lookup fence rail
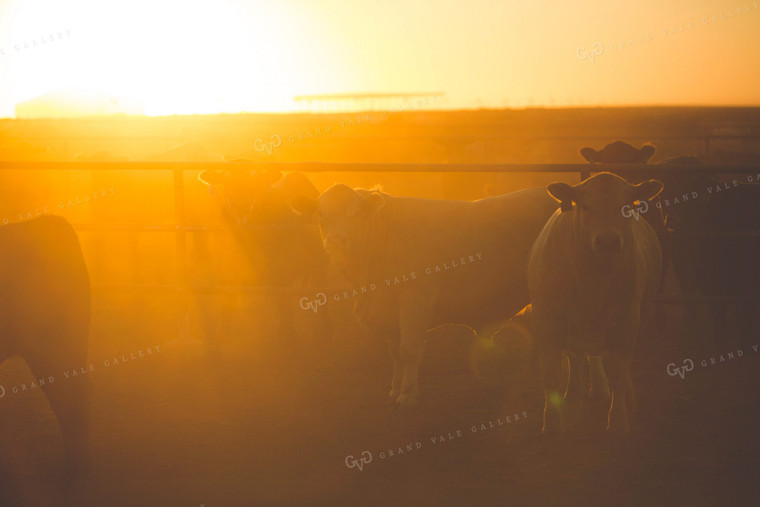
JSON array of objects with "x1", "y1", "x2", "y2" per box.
[
  {"x1": 8, "y1": 133, "x2": 760, "y2": 141},
  {"x1": 2, "y1": 160, "x2": 759, "y2": 172},
  {"x1": 4, "y1": 130, "x2": 760, "y2": 160}
]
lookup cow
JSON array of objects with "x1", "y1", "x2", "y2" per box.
[
  {"x1": 709, "y1": 149, "x2": 760, "y2": 165},
  {"x1": 580, "y1": 141, "x2": 655, "y2": 165},
  {"x1": 293, "y1": 184, "x2": 559, "y2": 406},
  {"x1": 527, "y1": 172, "x2": 663, "y2": 435},
  {"x1": 656, "y1": 156, "x2": 760, "y2": 345},
  {"x1": 578, "y1": 140, "x2": 662, "y2": 231},
  {"x1": 654, "y1": 156, "x2": 714, "y2": 337},
  {"x1": 579, "y1": 141, "x2": 663, "y2": 236},
  {"x1": 0, "y1": 216, "x2": 91, "y2": 477},
  {"x1": 655, "y1": 155, "x2": 713, "y2": 229},
  {"x1": 577, "y1": 142, "x2": 665, "y2": 393},
  {"x1": 197, "y1": 167, "x2": 331, "y2": 350}
]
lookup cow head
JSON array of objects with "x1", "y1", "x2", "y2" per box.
[
  {"x1": 293, "y1": 184, "x2": 384, "y2": 266},
  {"x1": 547, "y1": 172, "x2": 663, "y2": 263},
  {"x1": 580, "y1": 141, "x2": 656, "y2": 164},
  {"x1": 198, "y1": 168, "x2": 283, "y2": 224}
]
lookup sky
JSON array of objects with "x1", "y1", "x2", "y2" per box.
[{"x1": 0, "y1": 0, "x2": 759, "y2": 117}]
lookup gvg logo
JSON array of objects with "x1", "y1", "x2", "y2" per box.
[
  {"x1": 666, "y1": 359, "x2": 695, "y2": 379},
  {"x1": 345, "y1": 451, "x2": 372, "y2": 472},
  {"x1": 254, "y1": 135, "x2": 282, "y2": 155},
  {"x1": 299, "y1": 293, "x2": 327, "y2": 313},
  {"x1": 576, "y1": 43, "x2": 604, "y2": 63},
  {"x1": 621, "y1": 200, "x2": 649, "y2": 221}
]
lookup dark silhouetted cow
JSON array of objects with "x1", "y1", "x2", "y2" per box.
[
  {"x1": 580, "y1": 141, "x2": 655, "y2": 165},
  {"x1": 657, "y1": 155, "x2": 760, "y2": 345},
  {"x1": 0, "y1": 216, "x2": 91, "y2": 477},
  {"x1": 198, "y1": 167, "x2": 331, "y2": 350}
]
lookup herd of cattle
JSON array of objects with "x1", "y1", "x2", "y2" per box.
[{"x1": 1, "y1": 141, "x2": 759, "y2": 477}]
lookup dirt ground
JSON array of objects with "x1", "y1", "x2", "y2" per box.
[{"x1": 1, "y1": 273, "x2": 759, "y2": 506}]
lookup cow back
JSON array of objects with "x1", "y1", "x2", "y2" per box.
[
  {"x1": 350, "y1": 187, "x2": 559, "y2": 333},
  {"x1": 0, "y1": 216, "x2": 91, "y2": 364}
]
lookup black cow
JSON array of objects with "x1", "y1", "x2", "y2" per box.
[
  {"x1": 0, "y1": 216, "x2": 91, "y2": 477},
  {"x1": 656, "y1": 156, "x2": 760, "y2": 345},
  {"x1": 198, "y1": 167, "x2": 331, "y2": 350},
  {"x1": 580, "y1": 141, "x2": 655, "y2": 165}
]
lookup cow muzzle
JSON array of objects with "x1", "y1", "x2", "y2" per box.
[
  {"x1": 593, "y1": 232, "x2": 622, "y2": 255},
  {"x1": 323, "y1": 234, "x2": 349, "y2": 254}
]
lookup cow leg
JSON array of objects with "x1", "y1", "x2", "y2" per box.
[
  {"x1": 681, "y1": 292, "x2": 698, "y2": 343},
  {"x1": 539, "y1": 343, "x2": 565, "y2": 435},
  {"x1": 654, "y1": 233, "x2": 670, "y2": 327},
  {"x1": 396, "y1": 334, "x2": 426, "y2": 406},
  {"x1": 565, "y1": 353, "x2": 586, "y2": 401},
  {"x1": 606, "y1": 351, "x2": 634, "y2": 435},
  {"x1": 316, "y1": 305, "x2": 333, "y2": 343},
  {"x1": 279, "y1": 294, "x2": 296, "y2": 343},
  {"x1": 198, "y1": 294, "x2": 227, "y2": 357},
  {"x1": 395, "y1": 303, "x2": 431, "y2": 407},
  {"x1": 735, "y1": 301, "x2": 756, "y2": 348},
  {"x1": 311, "y1": 260, "x2": 334, "y2": 343},
  {"x1": 388, "y1": 338, "x2": 403, "y2": 400},
  {"x1": 25, "y1": 355, "x2": 91, "y2": 478},
  {"x1": 708, "y1": 300, "x2": 727, "y2": 345},
  {"x1": 564, "y1": 352, "x2": 585, "y2": 425},
  {"x1": 657, "y1": 241, "x2": 670, "y2": 296},
  {"x1": 218, "y1": 295, "x2": 235, "y2": 354},
  {"x1": 588, "y1": 354, "x2": 610, "y2": 401}
]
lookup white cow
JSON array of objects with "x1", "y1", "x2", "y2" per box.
[
  {"x1": 528, "y1": 172, "x2": 663, "y2": 435},
  {"x1": 295, "y1": 185, "x2": 559, "y2": 406}
]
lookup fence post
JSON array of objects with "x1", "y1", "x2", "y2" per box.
[{"x1": 173, "y1": 164, "x2": 189, "y2": 340}]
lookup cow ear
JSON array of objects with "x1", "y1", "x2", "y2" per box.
[
  {"x1": 580, "y1": 147, "x2": 597, "y2": 163},
  {"x1": 363, "y1": 192, "x2": 385, "y2": 214},
  {"x1": 632, "y1": 179, "x2": 663, "y2": 201},
  {"x1": 291, "y1": 195, "x2": 318, "y2": 216},
  {"x1": 262, "y1": 170, "x2": 283, "y2": 185},
  {"x1": 639, "y1": 145, "x2": 656, "y2": 163},
  {"x1": 277, "y1": 172, "x2": 320, "y2": 201},
  {"x1": 547, "y1": 182, "x2": 577, "y2": 211},
  {"x1": 198, "y1": 170, "x2": 225, "y2": 186}
]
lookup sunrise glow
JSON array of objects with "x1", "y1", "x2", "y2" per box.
[{"x1": 1, "y1": 0, "x2": 759, "y2": 117}]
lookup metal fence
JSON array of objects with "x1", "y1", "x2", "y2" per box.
[
  {"x1": 1, "y1": 159, "x2": 759, "y2": 338},
  {"x1": 8, "y1": 133, "x2": 760, "y2": 160}
]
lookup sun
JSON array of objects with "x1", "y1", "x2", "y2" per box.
[
  {"x1": 81, "y1": 0, "x2": 314, "y2": 115},
  {"x1": 6, "y1": 0, "x2": 348, "y2": 116}
]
